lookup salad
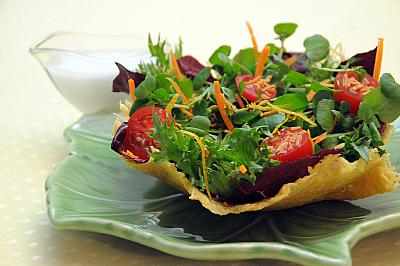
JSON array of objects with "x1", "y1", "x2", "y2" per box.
[{"x1": 111, "y1": 22, "x2": 400, "y2": 215}]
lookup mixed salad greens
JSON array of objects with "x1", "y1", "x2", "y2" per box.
[{"x1": 111, "y1": 22, "x2": 400, "y2": 201}]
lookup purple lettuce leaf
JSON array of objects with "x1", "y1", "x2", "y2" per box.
[
  {"x1": 226, "y1": 149, "x2": 342, "y2": 204},
  {"x1": 282, "y1": 52, "x2": 309, "y2": 73},
  {"x1": 112, "y1": 63, "x2": 146, "y2": 93},
  {"x1": 177, "y1": 55, "x2": 214, "y2": 81},
  {"x1": 342, "y1": 47, "x2": 377, "y2": 75}
]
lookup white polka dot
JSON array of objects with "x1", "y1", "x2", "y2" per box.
[
  {"x1": 20, "y1": 218, "x2": 30, "y2": 224},
  {"x1": 17, "y1": 207, "x2": 27, "y2": 212},
  {"x1": 10, "y1": 252, "x2": 21, "y2": 257},
  {"x1": 89, "y1": 252, "x2": 98, "y2": 258},
  {"x1": 28, "y1": 188, "x2": 38, "y2": 194},
  {"x1": 36, "y1": 210, "x2": 45, "y2": 214},
  {"x1": 8, "y1": 239, "x2": 18, "y2": 244},
  {"x1": 32, "y1": 255, "x2": 42, "y2": 261},
  {"x1": 2, "y1": 215, "x2": 10, "y2": 220},
  {"x1": 10, "y1": 185, "x2": 19, "y2": 190},
  {"x1": 33, "y1": 199, "x2": 41, "y2": 204},
  {"x1": 25, "y1": 177, "x2": 33, "y2": 182},
  {"x1": 5, "y1": 227, "x2": 14, "y2": 232},
  {"x1": 110, "y1": 255, "x2": 120, "y2": 261},
  {"x1": 0, "y1": 204, "x2": 7, "y2": 208},
  {"x1": 28, "y1": 242, "x2": 38, "y2": 248},
  {"x1": 39, "y1": 220, "x2": 49, "y2": 226},
  {"x1": 24, "y1": 230, "x2": 35, "y2": 235},
  {"x1": 13, "y1": 196, "x2": 22, "y2": 201}
]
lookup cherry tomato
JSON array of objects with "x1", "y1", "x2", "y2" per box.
[
  {"x1": 333, "y1": 71, "x2": 379, "y2": 114},
  {"x1": 235, "y1": 74, "x2": 277, "y2": 102},
  {"x1": 266, "y1": 127, "x2": 314, "y2": 163},
  {"x1": 123, "y1": 106, "x2": 171, "y2": 160}
]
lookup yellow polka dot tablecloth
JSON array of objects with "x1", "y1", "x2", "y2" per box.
[{"x1": 2, "y1": 1, "x2": 400, "y2": 265}]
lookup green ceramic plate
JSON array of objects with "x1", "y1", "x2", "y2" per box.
[{"x1": 46, "y1": 111, "x2": 400, "y2": 266}]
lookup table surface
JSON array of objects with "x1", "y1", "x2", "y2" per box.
[{"x1": 2, "y1": 0, "x2": 400, "y2": 265}]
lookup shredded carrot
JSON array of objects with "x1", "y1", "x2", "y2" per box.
[
  {"x1": 128, "y1": 79, "x2": 136, "y2": 101},
  {"x1": 179, "y1": 130, "x2": 211, "y2": 199},
  {"x1": 170, "y1": 50, "x2": 184, "y2": 81},
  {"x1": 166, "y1": 78, "x2": 188, "y2": 103},
  {"x1": 121, "y1": 150, "x2": 138, "y2": 159},
  {"x1": 235, "y1": 93, "x2": 245, "y2": 108},
  {"x1": 272, "y1": 115, "x2": 291, "y2": 134},
  {"x1": 313, "y1": 132, "x2": 328, "y2": 144},
  {"x1": 180, "y1": 108, "x2": 193, "y2": 117},
  {"x1": 245, "y1": 21, "x2": 259, "y2": 60},
  {"x1": 306, "y1": 90, "x2": 316, "y2": 102},
  {"x1": 165, "y1": 93, "x2": 180, "y2": 113},
  {"x1": 214, "y1": 81, "x2": 235, "y2": 132},
  {"x1": 239, "y1": 164, "x2": 247, "y2": 174},
  {"x1": 255, "y1": 45, "x2": 270, "y2": 77},
  {"x1": 249, "y1": 102, "x2": 317, "y2": 127},
  {"x1": 284, "y1": 55, "x2": 298, "y2": 66},
  {"x1": 244, "y1": 76, "x2": 261, "y2": 84},
  {"x1": 373, "y1": 38, "x2": 384, "y2": 80}
]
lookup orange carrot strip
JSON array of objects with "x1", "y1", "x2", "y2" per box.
[
  {"x1": 284, "y1": 55, "x2": 298, "y2": 66},
  {"x1": 170, "y1": 50, "x2": 184, "y2": 81},
  {"x1": 373, "y1": 38, "x2": 384, "y2": 80},
  {"x1": 306, "y1": 90, "x2": 316, "y2": 102},
  {"x1": 128, "y1": 79, "x2": 136, "y2": 101},
  {"x1": 313, "y1": 132, "x2": 328, "y2": 144},
  {"x1": 214, "y1": 81, "x2": 234, "y2": 132},
  {"x1": 235, "y1": 93, "x2": 245, "y2": 108},
  {"x1": 255, "y1": 45, "x2": 270, "y2": 77},
  {"x1": 121, "y1": 150, "x2": 138, "y2": 159},
  {"x1": 239, "y1": 164, "x2": 247, "y2": 174},
  {"x1": 166, "y1": 78, "x2": 188, "y2": 103},
  {"x1": 245, "y1": 21, "x2": 259, "y2": 60}
]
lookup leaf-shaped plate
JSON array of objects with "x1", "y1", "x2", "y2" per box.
[{"x1": 46, "y1": 111, "x2": 400, "y2": 266}]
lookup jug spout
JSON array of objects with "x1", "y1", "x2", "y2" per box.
[{"x1": 30, "y1": 31, "x2": 150, "y2": 114}]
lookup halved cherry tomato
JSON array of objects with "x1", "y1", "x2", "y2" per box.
[
  {"x1": 123, "y1": 106, "x2": 171, "y2": 160},
  {"x1": 333, "y1": 71, "x2": 379, "y2": 114},
  {"x1": 235, "y1": 74, "x2": 277, "y2": 102},
  {"x1": 266, "y1": 127, "x2": 314, "y2": 163}
]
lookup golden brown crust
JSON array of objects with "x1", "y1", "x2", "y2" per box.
[{"x1": 121, "y1": 124, "x2": 399, "y2": 215}]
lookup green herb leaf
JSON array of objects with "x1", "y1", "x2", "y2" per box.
[
  {"x1": 233, "y1": 48, "x2": 256, "y2": 71},
  {"x1": 134, "y1": 75, "x2": 156, "y2": 99},
  {"x1": 284, "y1": 71, "x2": 308, "y2": 85},
  {"x1": 274, "y1": 92, "x2": 308, "y2": 111},
  {"x1": 363, "y1": 88, "x2": 400, "y2": 123},
  {"x1": 209, "y1": 45, "x2": 231, "y2": 65},
  {"x1": 274, "y1": 22, "x2": 298, "y2": 39},
  {"x1": 155, "y1": 73, "x2": 173, "y2": 92},
  {"x1": 380, "y1": 73, "x2": 400, "y2": 100},
  {"x1": 193, "y1": 67, "x2": 211, "y2": 91},
  {"x1": 232, "y1": 110, "x2": 261, "y2": 124},
  {"x1": 316, "y1": 99, "x2": 335, "y2": 131},
  {"x1": 190, "y1": 116, "x2": 211, "y2": 130},
  {"x1": 303, "y1": 34, "x2": 330, "y2": 61},
  {"x1": 153, "y1": 88, "x2": 169, "y2": 101},
  {"x1": 358, "y1": 102, "x2": 373, "y2": 122},
  {"x1": 309, "y1": 81, "x2": 338, "y2": 93},
  {"x1": 178, "y1": 79, "x2": 193, "y2": 98}
]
